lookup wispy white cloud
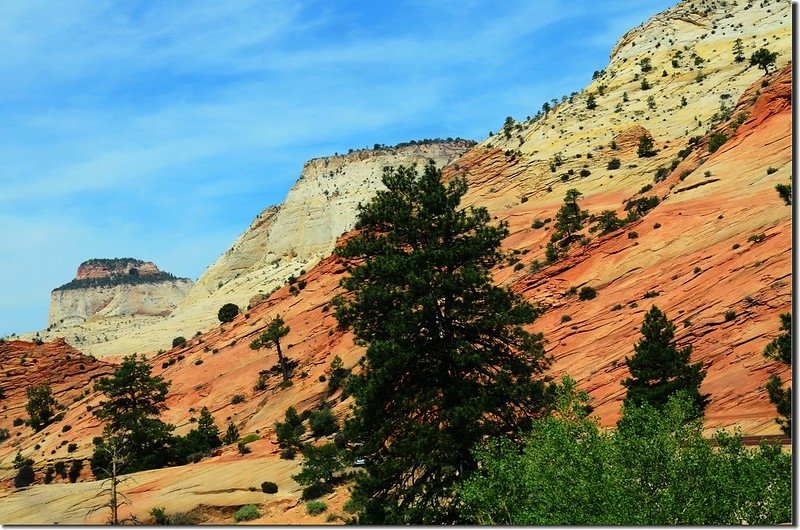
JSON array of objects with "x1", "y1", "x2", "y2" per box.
[{"x1": 0, "y1": 0, "x2": 675, "y2": 335}]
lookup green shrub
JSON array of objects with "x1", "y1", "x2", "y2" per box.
[
  {"x1": 643, "y1": 291, "x2": 659, "y2": 299},
  {"x1": 637, "y1": 135, "x2": 656, "y2": 158},
  {"x1": 218, "y1": 303, "x2": 240, "y2": 324},
  {"x1": 708, "y1": 133, "x2": 728, "y2": 153},
  {"x1": 150, "y1": 507, "x2": 169, "y2": 525},
  {"x1": 172, "y1": 336, "x2": 186, "y2": 348},
  {"x1": 306, "y1": 500, "x2": 328, "y2": 516},
  {"x1": 724, "y1": 310, "x2": 736, "y2": 322},
  {"x1": 233, "y1": 504, "x2": 261, "y2": 522},
  {"x1": 578, "y1": 286, "x2": 597, "y2": 301},
  {"x1": 611, "y1": 304, "x2": 623, "y2": 311},
  {"x1": 607, "y1": 158, "x2": 621, "y2": 170},
  {"x1": 628, "y1": 231, "x2": 638, "y2": 239},
  {"x1": 231, "y1": 394, "x2": 245, "y2": 404},
  {"x1": 561, "y1": 315, "x2": 572, "y2": 323},
  {"x1": 238, "y1": 433, "x2": 260, "y2": 445},
  {"x1": 460, "y1": 394, "x2": 791, "y2": 525},
  {"x1": 68, "y1": 459, "x2": 83, "y2": 483},
  {"x1": 261, "y1": 481, "x2": 278, "y2": 494},
  {"x1": 237, "y1": 442, "x2": 251, "y2": 455},
  {"x1": 748, "y1": 233, "x2": 766, "y2": 243},
  {"x1": 579, "y1": 169, "x2": 591, "y2": 177},
  {"x1": 531, "y1": 219, "x2": 546, "y2": 229},
  {"x1": 12, "y1": 418, "x2": 24, "y2": 427},
  {"x1": 310, "y1": 407, "x2": 339, "y2": 437},
  {"x1": 766, "y1": 167, "x2": 778, "y2": 175}
]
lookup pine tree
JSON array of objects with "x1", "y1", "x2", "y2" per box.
[
  {"x1": 184, "y1": 406, "x2": 222, "y2": 453},
  {"x1": 92, "y1": 354, "x2": 174, "y2": 475},
  {"x1": 333, "y1": 161, "x2": 554, "y2": 524},
  {"x1": 637, "y1": 134, "x2": 657, "y2": 157},
  {"x1": 749, "y1": 48, "x2": 778, "y2": 75},
  {"x1": 553, "y1": 188, "x2": 588, "y2": 243},
  {"x1": 622, "y1": 306, "x2": 708, "y2": 418},
  {"x1": 250, "y1": 315, "x2": 291, "y2": 380},
  {"x1": 25, "y1": 384, "x2": 57, "y2": 431},
  {"x1": 223, "y1": 422, "x2": 240, "y2": 445},
  {"x1": 733, "y1": 38, "x2": 745, "y2": 63},
  {"x1": 763, "y1": 313, "x2": 791, "y2": 435}
]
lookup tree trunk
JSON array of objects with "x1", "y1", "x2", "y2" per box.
[{"x1": 275, "y1": 340, "x2": 289, "y2": 381}]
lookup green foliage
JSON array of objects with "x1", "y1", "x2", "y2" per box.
[
  {"x1": 13, "y1": 451, "x2": 35, "y2": 488},
  {"x1": 233, "y1": 504, "x2": 260, "y2": 522},
  {"x1": 624, "y1": 196, "x2": 660, "y2": 219},
  {"x1": 261, "y1": 481, "x2": 278, "y2": 494},
  {"x1": 733, "y1": 38, "x2": 745, "y2": 62},
  {"x1": 554, "y1": 188, "x2": 588, "y2": 243},
  {"x1": 622, "y1": 306, "x2": 708, "y2": 417},
  {"x1": 275, "y1": 407, "x2": 305, "y2": 458},
  {"x1": 230, "y1": 394, "x2": 245, "y2": 404},
  {"x1": 639, "y1": 57, "x2": 652, "y2": 73},
  {"x1": 775, "y1": 183, "x2": 791, "y2": 205},
  {"x1": 460, "y1": 394, "x2": 790, "y2": 525},
  {"x1": 180, "y1": 406, "x2": 221, "y2": 456},
  {"x1": 763, "y1": 314, "x2": 791, "y2": 434},
  {"x1": 0, "y1": 428, "x2": 9, "y2": 442},
  {"x1": 545, "y1": 242, "x2": 559, "y2": 263},
  {"x1": 637, "y1": 135, "x2": 656, "y2": 158},
  {"x1": 578, "y1": 286, "x2": 596, "y2": 301},
  {"x1": 223, "y1": 423, "x2": 240, "y2": 445},
  {"x1": 590, "y1": 210, "x2": 624, "y2": 235},
  {"x1": 309, "y1": 407, "x2": 339, "y2": 437},
  {"x1": 92, "y1": 354, "x2": 175, "y2": 476},
  {"x1": 217, "y1": 303, "x2": 240, "y2": 324},
  {"x1": 332, "y1": 161, "x2": 553, "y2": 524},
  {"x1": 326, "y1": 356, "x2": 351, "y2": 395},
  {"x1": 238, "y1": 433, "x2": 260, "y2": 445},
  {"x1": 172, "y1": 336, "x2": 186, "y2": 348},
  {"x1": 749, "y1": 47, "x2": 778, "y2": 74},
  {"x1": 306, "y1": 500, "x2": 328, "y2": 516},
  {"x1": 25, "y1": 384, "x2": 57, "y2": 431},
  {"x1": 250, "y1": 315, "x2": 292, "y2": 381},
  {"x1": 293, "y1": 442, "x2": 347, "y2": 487},
  {"x1": 708, "y1": 132, "x2": 728, "y2": 153},
  {"x1": 586, "y1": 94, "x2": 597, "y2": 110},
  {"x1": 607, "y1": 157, "x2": 621, "y2": 170},
  {"x1": 53, "y1": 271, "x2": 187, "y2": 292},
  {"x1": 68, "y1": 459, "x2": 83, "y2": 483}
]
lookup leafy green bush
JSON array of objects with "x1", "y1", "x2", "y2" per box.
[
  {"x1": 459, "y1": 395, "x2": 791, "y2": 525},
  {"x1": 306, "y1": 500, "x2": 328, "y2": 516},
  {"x1": 607, "y1": 158, "x2": 621, "y2": 170},
  {"x1": 578, "y1": 286, "x2": 596, "y2": 301},
  {"x1": 708, "y1": 132, "x2": 728, "y2": 153},
  {"x1": 310, "y1": 407, "x2": 339, "y2": 437},
  {"x1": 637, "y1": 135, "x2": 656, "y2": 158},
  {"x1": 261, "y1": 481, "x2": 278, "y2": 494},
  {"x1": 172, "y1": 336, "x2": 186, "y2": 348},
  {"x1": 230, "y1": 394, "x2": 245, "y2": 404},
  {"x1": 238, "y1": 433, "x2": 260, "y2": 445},
  {"x1": 233, "y1": 504, "x2": 261, "y2": 522},
  {"x1": 724, "y1": 310, "x2": 736, "y2": 322},
  {"x1": 218, "y1": 303, "x2": 240, "y2": 324}
]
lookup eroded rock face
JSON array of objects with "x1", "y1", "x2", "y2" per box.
[{"x1": 47, "y1": 259, "x2": 193, "y2": 327}]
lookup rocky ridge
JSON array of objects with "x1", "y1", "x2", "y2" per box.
[
  {"x1": 46, "y1": 259, "x2": 192, "y2": 328},
  {"x1": 23, "y1": 141, "x2": 474, "y2": 357}
]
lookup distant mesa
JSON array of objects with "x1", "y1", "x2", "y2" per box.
[
  {"x1": 48, "y1": 258, "x2": 193, "y2": 326},
  {"x1": 54, "y1": 258, "x2": 189, "y2": 292}
]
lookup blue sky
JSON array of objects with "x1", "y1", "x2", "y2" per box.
[{"x1": 0, "y1": 0, "x2": 675, "y2": 336}]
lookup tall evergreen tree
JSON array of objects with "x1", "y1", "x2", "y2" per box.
[
  {"x1": 763, "y1": 313, "x2": 791, "y2": 435},
  {"x1": 92, "y1": 354, "x2": 174, "y2": 475},
  {"x1": 622, "y1": 305, "x2": 708, "y2": 418},
  {"x1": 250, "y1": 315, "x2": 291, "y2": 381},
  {"x1": 25, "y1": 384, "x2": 57, "y2": 431},
  {"x1": 553, "y1": 188, "x2": 588, "y2": 244},
  {"x1": 333, "y1": 161, "x2": 554, "y2": 524}
]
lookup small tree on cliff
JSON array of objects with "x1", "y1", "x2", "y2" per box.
[
  {"x1": 26, "y1": 384, "x2": 58, "y2": 431},
  {"x1": 92, "y1": 354, "x2": 174, "y2": 476},
  {"x1": 763, "y1": 313, "x2": 791, "y2": 435},
  {"x1": 250, "y1": 315, "x2": 291, "y2": 381},
  {"x1": 622, "y1": 306, "x2": 708, "y2": 419},
  {"x1": 333, "y1": 161, "x2": 554, "y2": 524},
  {"x1": 749, "y1": 48, "x2": 778, "y2": 75},
  {"x1": 553, "y1": 188, "x2": 588, "y2": 244}
]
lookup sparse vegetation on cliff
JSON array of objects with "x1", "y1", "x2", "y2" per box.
[{"x1": 54, "y1": 271, "x2": 188, "y2": 292}]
